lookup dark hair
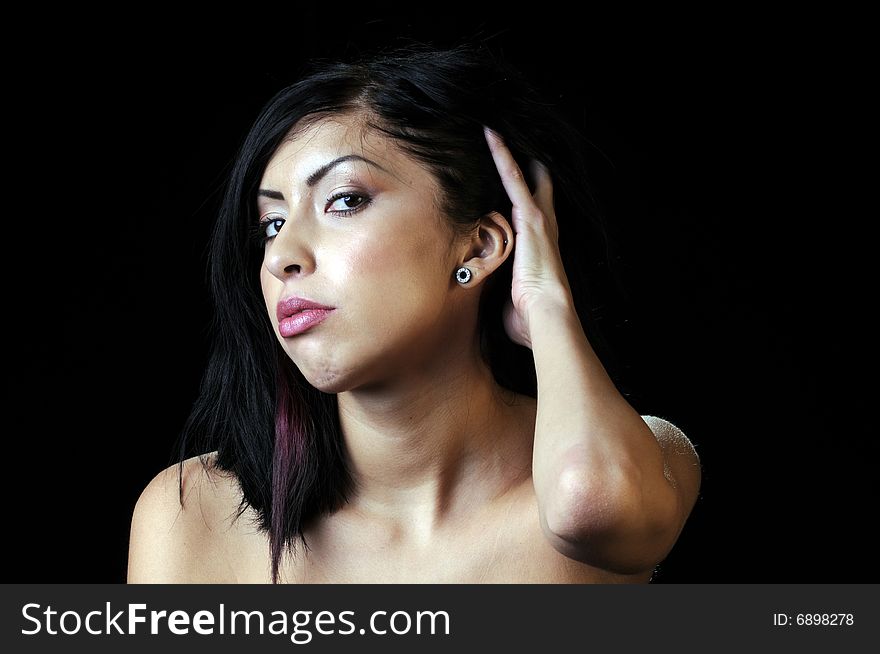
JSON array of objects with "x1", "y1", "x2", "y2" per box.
[{"x1": 177, "y1": 41, "x2": 624, "y2": 584}]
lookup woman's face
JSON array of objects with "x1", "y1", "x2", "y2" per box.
[{"x1": 258, "y1": 113, "x2": 468, "y2": 393}]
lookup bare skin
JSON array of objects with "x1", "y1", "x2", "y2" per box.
[
  {"x1": 131, "y1": 437, "x2": 655, "y2": 583},
  {"x1": 128, "y1": 112, "x2": 700, "y2": 584}
]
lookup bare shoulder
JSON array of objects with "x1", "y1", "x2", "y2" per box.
[
  {"x1": 640, "y1": 415, "x2": 702, "y2": 519},
  {"x1": 127, "y1": 452, "x2": 243, "y2": 583}
]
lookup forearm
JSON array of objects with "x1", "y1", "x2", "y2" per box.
[{"x1": 529, "y1": 296, "x2": 678, "y2": 566}]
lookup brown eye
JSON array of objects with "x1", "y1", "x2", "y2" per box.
[
  {"x1": 262, "y1": 216, "x2": 285, "y2": 238},
  {"x1": 327, "y1": 192, "x2": 372, "y2": 216}
]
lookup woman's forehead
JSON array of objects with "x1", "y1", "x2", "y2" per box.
[{"x1": 261, "y1": 115, "x2": 406, "y2": 186}]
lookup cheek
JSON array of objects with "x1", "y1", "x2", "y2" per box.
[
  {"x1": 259, "y1": 261, "x2": 288, "y2": 343},
  {"x1": 330, "y1": 231, "x2": 450, "y2": 337},
  {"x1": 260, "y1": 263, "x2": 277, "y2": 308},
  {"x1": 340, "y1": 229, "x2": 443, "y2": 291}
]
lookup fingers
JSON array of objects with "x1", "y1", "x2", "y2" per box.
[
  {"x1": 484, "y1": 126, "x2": 535, "y2": 213},
  {"x1": 483, "y1": 126, "x2": 554, "y2": 218},
  {"x1": 529, "y1": 159, "x2": 554, "y2": 213}
]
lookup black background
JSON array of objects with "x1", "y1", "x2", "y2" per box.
[{"x1": 9, "y1": 12, "x2": 873, "y2": 582}]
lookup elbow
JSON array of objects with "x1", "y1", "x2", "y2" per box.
[
  {"x1": 542, "y1": 463, "x2": 681, "y2": 575},
  {"x1": 543, "y1": 465, "x2": 624, "y2": 540}
]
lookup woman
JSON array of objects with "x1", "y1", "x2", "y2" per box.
[{"x1": 127, "y1": 43, "x2": 701, "y2": 584}]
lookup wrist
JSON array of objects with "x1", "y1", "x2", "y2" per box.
[{"x1": 524, "y1": 287, "x2": 577, "y2": 320}]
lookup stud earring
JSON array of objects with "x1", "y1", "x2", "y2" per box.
[{"x1": 455, "y1": 266, "x2": 472, "y2": 284}]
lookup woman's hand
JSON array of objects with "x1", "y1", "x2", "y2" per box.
[{"x1": 483, "y1": 126, "x2": 575, "y2": 349}]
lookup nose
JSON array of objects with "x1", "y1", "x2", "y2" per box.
[{"x1": 263, "y1": 221, "x2": 316, "y2": 280}]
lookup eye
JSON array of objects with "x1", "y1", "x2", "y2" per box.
[
  {"x1": 253, "y1": 214, "x2": 285, "y2": 244},
  {"x1": 326, "y1": 191, "x2": 372, "y2": 216}
]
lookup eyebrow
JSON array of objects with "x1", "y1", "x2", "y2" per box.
[{"x1": 258, "y1": 154, "x2": 389, "y2": 200}]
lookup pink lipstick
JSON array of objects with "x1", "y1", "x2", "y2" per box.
[{"x1": 276, "y1": 296, "x2": 335, "y2": 338}]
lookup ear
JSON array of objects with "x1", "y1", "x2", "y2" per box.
[{"x1": 458, "y1": 211, "x2": 514, "y2": 285}]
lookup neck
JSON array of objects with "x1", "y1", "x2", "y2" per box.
[{"x1": 336, "y1": 346, "x2": 531, "y2": 541}]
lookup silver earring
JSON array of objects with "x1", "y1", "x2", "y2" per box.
[{"x1": 455, "y1": 266, "x2": 472, "y2": 284}]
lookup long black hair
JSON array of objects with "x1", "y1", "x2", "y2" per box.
[{"x1": 177, "y1": 41, "x2": 625, "y2": 584}]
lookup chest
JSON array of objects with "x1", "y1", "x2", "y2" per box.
[
  {"x1": 278, "y1": 532, "x2": 629, "y2": 584},
  {"x1": 213, "y1": 485, "x2": 651, "y2": 584}
]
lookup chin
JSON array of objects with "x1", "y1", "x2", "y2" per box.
[
  {"x1": 286, "y1": 335, "x2": 410, "y2": 394},
  {"x1": 296, "y1": 355, "x2": 400, "y2": 395},
  {"x1": 304, "y1": 374, "x2": 349, "y2": 395},
  {"x1": 292, "y1": 358, "x2": 355, "y2": 394}
]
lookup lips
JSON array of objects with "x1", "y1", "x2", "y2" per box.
[{"x1": 276, "y1": 296, "x2": 335, "y2": 338}]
